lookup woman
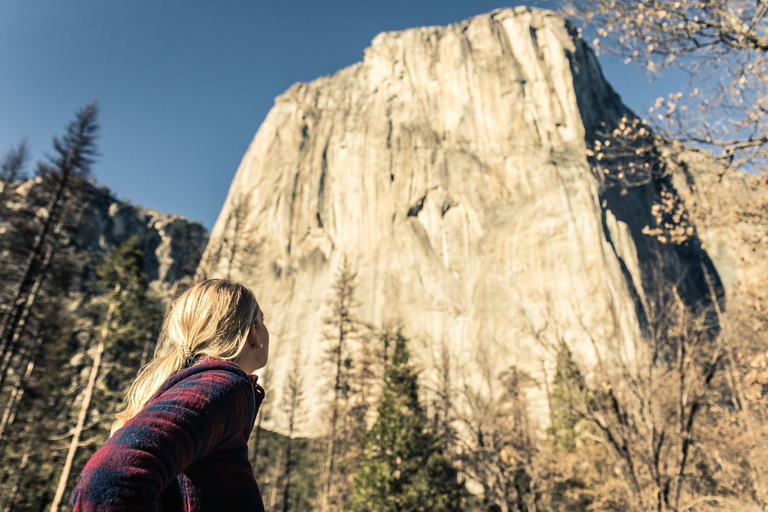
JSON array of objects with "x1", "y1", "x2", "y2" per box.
[{"x1": 71, "y1": 279, "x2": 269, "y2": 512}]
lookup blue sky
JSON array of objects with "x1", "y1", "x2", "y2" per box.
[{"x1": 0, "y1": 1, "x2": 681, "y2": 231}]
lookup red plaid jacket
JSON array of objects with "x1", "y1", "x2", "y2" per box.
[{"x1": 71, "y1": 357, "x2": 265, "y2": 512}]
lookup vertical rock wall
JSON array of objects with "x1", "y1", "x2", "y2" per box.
[{"x1": 207, "y1": 7, "x2": 718, "y2": 436}]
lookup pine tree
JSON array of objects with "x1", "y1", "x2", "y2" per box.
[
  {"x1": 347, "y1": 333, "x2": 463, "y2": 512},
  {"x1": 0, "y1": 101, "x2": 98, "y2": 394},
  {"x1": 0, "y1": 298, "x2": 74, "y2": 512},
  {"x1": 0, "y1": 140, "x2": 29, "y2": 183},
  {"x1": 546, "y1": 345, "x2": 589, "y2": 453}
]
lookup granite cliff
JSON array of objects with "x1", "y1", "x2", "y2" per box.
[{"x1": 206, "y1": 7, "x2": 726, "y2": 436}]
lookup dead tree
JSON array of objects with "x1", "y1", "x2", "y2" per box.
[
  {"x1": 49, "y1": 282, "x2": 119, "y2": 512},
  {"x1": 197, "y1": 191, "x2": 263, "y2": 281},
  {"x1": 456, "y1": 353, "x2": 540, "y2": 512},
  {"x1": 320, "y1": 255, "x2": 358, "y2": 512}
]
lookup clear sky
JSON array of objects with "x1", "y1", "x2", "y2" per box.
[{"x1": 0, "y1": 1, "x2": 680, "y2": 231}]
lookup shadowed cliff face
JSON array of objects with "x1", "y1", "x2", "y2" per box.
[
  {"x1": 78, "y1": 185, "x2": 208, "y2": 291},
  {"x1": 206, "y1": 7, "x2": 721, "y2": 436},
  {"x1": 562, "y1": 26, "x2": 723, "y2": 330},
  {"x1": 5, "y1": 177, "x2": 208, "y2": 293}
]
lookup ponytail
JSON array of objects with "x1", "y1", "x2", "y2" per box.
[
  {"x1": 111, "y1": 349, "x2": 187, "y2": 435},
  {"x1": 110, "y1": 279, "x2": 258, "y2": 436}
]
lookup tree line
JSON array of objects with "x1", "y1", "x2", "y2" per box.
[
  {"x1": 238, "y1": 237, "x2": 767, "y2": 512},
  {"x1": 0, "y1": 104, "x2": 164, "y2": 512}
]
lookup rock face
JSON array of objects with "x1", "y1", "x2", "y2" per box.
[
  {"x1": 77, "y1": 184, "x2": 208, "y2": 291},
  {"x1": 207, "y1": 7, "x2": 720, "y2": 436},
  {"x1": 5, "y1": 178, "x2": 208, "y2": 292}
]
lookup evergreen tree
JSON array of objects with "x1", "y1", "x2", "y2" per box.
[
  {"x1": 347, "y1": 334, "x2": 463, "y2": 512},
  {"x1": 0, "y1": 293, "x2": 75, "y2": 512},
  {"x1": 0, "y1": 140, "x2": 29, "y2": 184},
  {"x1": 546, "y1": 345, "x2": 590, "y2": 454},
  {"x1": 0, "y1": 101, "x2": 98, "y2": 394}
]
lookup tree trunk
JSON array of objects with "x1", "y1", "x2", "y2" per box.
[
  {"x1": 269, "y1": 447, "x2": 285, "y2": 512},
  {"x1": 0, "y1": 349, "x2": 38, "y2": 454},
  {"x1": 321, "y1": 334, "x2": 344, "y2": 512},
  {"x1": 2, "y1": 409, "x2": 40, "y2": 512},
  {"x1": 281, "y1": 434, "x2": 294, "y2": 512},
  {"x1": 49, "y1": 283, "x2": 119, "y2": 512}
]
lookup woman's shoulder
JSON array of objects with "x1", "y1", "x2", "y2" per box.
[
  {"x1": 131, "y1": 357, "x2": 258, "y2": 437},
  {"x1": 150, "y1": 357, "x2": 254, "y2": 404},
  {"x1": 181, "y1": 356, "x2": 250, "y2": 383}
]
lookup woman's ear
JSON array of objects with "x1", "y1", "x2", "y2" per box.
[{"x1": 248, "y1": 324, "x2": 258, "y2": 347}]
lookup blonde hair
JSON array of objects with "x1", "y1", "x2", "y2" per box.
[{"x1": 111, "y1": 279, "x2": 259, "y2": 435}]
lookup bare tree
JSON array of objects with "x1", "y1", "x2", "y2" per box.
[
  {"x1": 320, "y1": 254, "x2": 358, "y2": 512},
  {"x1": 534, "y1": 269, "x2": 746, "y2": 512},
  {"x1": 429, "y1": 335, "x2": 458, "y2": 454},
  {"x1": 636, "y1": 136, "x2": 768, "y2": 507},
  {"x1": 564, "y1": 0, "x2": 768, "y2": 173},
  {"x1": 197, "y1": 191, "x2": 263, "y2": 282},
  {"x1": 456, "y1": 354, "x2": 540, "y2": 512}
]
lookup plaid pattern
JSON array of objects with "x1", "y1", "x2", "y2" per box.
[{"x1": 71, "y1": 357, "x2": 265, "y2": 512}]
